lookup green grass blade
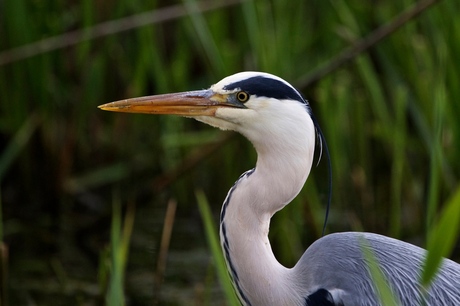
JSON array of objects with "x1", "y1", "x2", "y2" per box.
[
  {"x1": 195, "y1": 190, "x2": 240, "y2": 306},
  {"x1": 183, "y1": 0, "x2": 226, "y2": 76},
  {"x1": 421, "y1": 186, "x2": 460, "y2": 288},
  {"x1": 106, "y1": 194, "x2": 124, "y2": 306},
  {"x1": 106, "y1": 193, "x2": 135, "y2": 306},
  {"x1": 425, "y1": 38, "x2": 448, "y2": 234},
  {"x1": 360, "y1": 236, "x2": 401, "y2": 306},
  {"x1": 64, "y1": 163, "x2": 132, "y2": 194},
  {"x1": 389, "y1": 87, "x2": 408, "y2": 237}
]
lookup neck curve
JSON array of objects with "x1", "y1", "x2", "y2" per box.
[{"x1": 219, "y1": 113, "x2": 316, "y2": 305}]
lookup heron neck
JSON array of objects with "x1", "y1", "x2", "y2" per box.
[{"x1": 220, "y1": 129, "x2": 315, "y2": 305}]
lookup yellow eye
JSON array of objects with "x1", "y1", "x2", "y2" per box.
[{"x1": 236, "y1": 91, "x2": 249, "y2": 103}]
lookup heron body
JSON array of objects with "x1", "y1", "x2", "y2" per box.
[{"x1": 99, "y1": 71, "x2": 460, "y2": 305}]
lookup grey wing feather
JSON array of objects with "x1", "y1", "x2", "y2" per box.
[{"x1": 294, "y1": 232, "x2": 460, "y2": 306}]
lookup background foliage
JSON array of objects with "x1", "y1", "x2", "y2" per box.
[{"x1": 0, "y1": 0, "x2": 459, "y2": 305}]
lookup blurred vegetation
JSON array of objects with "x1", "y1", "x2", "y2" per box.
[{"x1": 0, "y1": 0, "x2": 459, "y2": 305}]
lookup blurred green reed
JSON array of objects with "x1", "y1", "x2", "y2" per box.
[
  {"x1": 360, "y1": 236, "x2": 401, "y2": 306},
  {"x1": 195, "y1": 190, "x2": 240, "y2": 306},
  {"x1": 105, "y1": 192, "x2": 135, "y2": 306},
  {"x1": 0, "y1": 0, "x2": 459, "y2": 304}
]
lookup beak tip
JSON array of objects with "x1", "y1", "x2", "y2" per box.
[{"x1": 98, "y1": 102, "x2": 120, "y2": 111}]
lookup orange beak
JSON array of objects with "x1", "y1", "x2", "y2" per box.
[{"x1": 98, "y1": 90, "x2": 245, "y2": 116}]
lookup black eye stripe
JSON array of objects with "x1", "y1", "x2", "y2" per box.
[{"x1": 223, "y1": 76, "x2": 305, "y2": 103}]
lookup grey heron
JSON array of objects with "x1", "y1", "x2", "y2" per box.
[{"x1": 99, "y1": 71, "x2": 460, "y2": 305}]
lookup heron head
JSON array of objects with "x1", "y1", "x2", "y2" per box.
[{"x1": 98, "y1": 71, "x2": 314, "y2": 142}]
